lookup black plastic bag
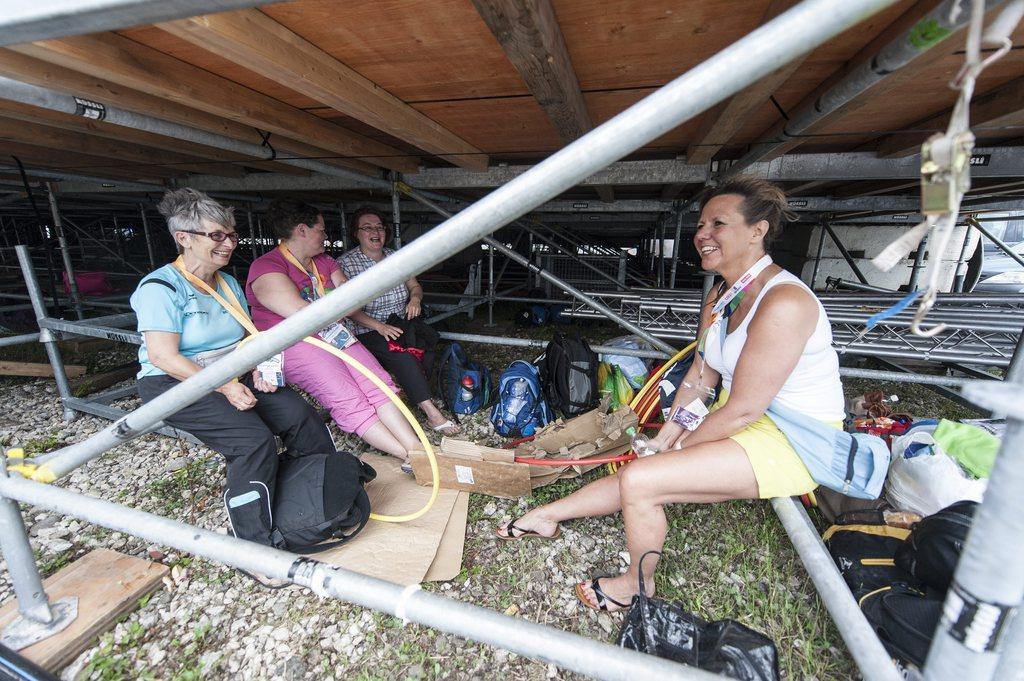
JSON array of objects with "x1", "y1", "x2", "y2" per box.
[{"x1": 616, "y1": 552, "x2": 780, "y2": 681}]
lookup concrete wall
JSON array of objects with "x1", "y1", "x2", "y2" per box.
[{"x1": 798, "y1": 223, "x2": 981, "y2": 291}]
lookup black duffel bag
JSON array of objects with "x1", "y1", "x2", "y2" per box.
[
  {"x1": 894, "y1": 500, "x2": 977, "y2": 594},
  {"x1": 271, "y1": 452, "x2": 376, "y2": 553}
]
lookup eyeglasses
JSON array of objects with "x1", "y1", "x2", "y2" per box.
[
  {"x1": 357, "y1": 223, "x2": 386, "y2": 232},
  {"x1": 181, "y1": 229, "x2": 240, "y2": 243}
]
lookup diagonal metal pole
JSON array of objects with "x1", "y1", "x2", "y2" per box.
[
  {"x1": 823, "y1": 222, "x2": 869, "y2": 285},
  {"x1": 45, "y1": 184, "x2": 83, "y2": 320},
  {"x1": 139, "y1": 204, "x2": 156, "y2": 270},
  {"x1": 22, "y1": 0, "x2": 903, "y2": 492}
]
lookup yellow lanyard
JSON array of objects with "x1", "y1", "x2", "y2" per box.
[
  {"x1": 278, "y1": 244, "x2": 328, "y2": 300},
  {"x1": 172, "y1": 257, "x2": 258, "y2": 335}
]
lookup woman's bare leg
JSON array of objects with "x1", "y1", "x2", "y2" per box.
[
  {"x1": 374, "y1": 401, "x2": 421, "y2": 456},
  {"x1": 576, "y1": 438, "x2": 760, "y2": 609},
  {"x1": 420, "y1": 399, "x2": 459, "y2": 434},
  {"x1": 360, "y1": 420, "x2": 408, "y2": 460}
]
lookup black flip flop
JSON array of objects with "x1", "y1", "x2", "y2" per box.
[{"x1": 495, "y1": 517, "x2": 562, "y2": 541}]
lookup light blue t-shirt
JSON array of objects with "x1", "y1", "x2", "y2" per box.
[{"x1": 130, "y1": 264, "x2": 248, "y2": 378}]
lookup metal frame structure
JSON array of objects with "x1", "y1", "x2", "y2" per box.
[{"x1": 1, "y1": 1, "x2": 1021, "y2": 679}]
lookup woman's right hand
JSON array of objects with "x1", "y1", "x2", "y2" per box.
[
  {"x1": 217, "y1": 381, "x2": 258, "y2": 410},
  {"x1": 376, "y1": 321, "x2": 403, "y2": 341}
]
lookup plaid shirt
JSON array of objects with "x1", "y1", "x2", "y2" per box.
[{"x1": 337, "y1": 247, "x2": 409, "y2": 335}]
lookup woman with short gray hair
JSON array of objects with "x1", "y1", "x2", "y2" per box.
[{"x1": 130, "y1": 189, "x2": 337, "y2": 586}]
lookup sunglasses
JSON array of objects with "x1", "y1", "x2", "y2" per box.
[{"x1": 182, "y1": 229, "x2": 240, "y2": 243}]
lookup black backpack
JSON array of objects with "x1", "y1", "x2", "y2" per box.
[
  {"x1": 859, "y1": 583, "x2": 943, "y2": 669},
  {"x1": 539, "y1": 331, "x2": 598, "y2": 417},
  {"x1": 822, "y1": 518, "x2": 918, "y2": 599},
  {"x1": 894, "y1": 500, "x2": 977, "y2": 594},
  {"x1": 270, "y1": 452, "x2": 375, "y2": 553}
]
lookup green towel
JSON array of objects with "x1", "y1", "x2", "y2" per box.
[{"x1": 932, "y1": 419, "x2": 1000, "y2": 478}]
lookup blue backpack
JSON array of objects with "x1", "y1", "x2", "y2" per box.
[
  {"x1": 437, "y1": 343, "x2": 492, "y2": 418},
  {"x1": 490, "y1": 360, "x2": 553, "y2": 438}
]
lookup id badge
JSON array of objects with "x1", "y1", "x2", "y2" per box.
[
  {"x1": 256, "y1": 353, "x2": 285, "y2": 387},
  {"x1": 670, "y1": 398, "x2": 710, "y2": 432},
  {"x1": 320, "y1": 321, "x2": 356, "y2": 349}
]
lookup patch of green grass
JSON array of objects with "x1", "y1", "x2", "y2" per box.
[
  {"x1": 148, "y1": 457, "x2": 213, "y2": 513},
  {"x1": 22, "y1": 433, "x2": 62, "y2": 455}
]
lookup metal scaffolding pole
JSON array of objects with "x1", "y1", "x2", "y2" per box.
[
  {"x1": 391, "y1": 178, "x2": 403, "y2": 248},
  {"x1": 16, "y1": 246, "x2": 76, "y2": 422},
  {"x1": 925, "y1": 374, "x2": 1024, "y2": 679},
  {"x1": 246, "y1": 210, "x2": 257, "y2": 261},
  {"x1": 907, "y1": 233, "x2": 928, "y2": 292},
  {"x1": 952, "y1": 226, "x2": 974, "y2": 293},
  {"x1": 139, "y1": 204, "x2": 156, "y2": 270},
  {"x1": 517, "y1": 221, "x2": 628, "y2": 291},
  {"x1": 0, "y1": 475, "x2": 710, "y2": 681},
  {"x1": 670, "y1": 209, "x2": 684, "y2": 289},
  {"x1": 45, "y1": 185, "x2": 83, "y2": 320},
  {"x1": 970, "y1": 216, "x2": 1024, "y2": 269},
  {"x1": 60, "y1": 215, "x2": 146, "y2": 276},
  {"x1": 823, "y1": 222, "x2": 869, "y2": 285},
  {"x1": 809, "y1": 222, "x2": 827, "y2": 289}
]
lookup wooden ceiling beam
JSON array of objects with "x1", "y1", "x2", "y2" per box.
[
  {"x1": 0, "y1": 116, "x2": 245, "y2": 177},
  {"x1": 0, "y1": 49, "x2": 380, "y2": 177},
  {"x1": 471, "y1": 0, "x2": 592, "y2": 143},
  {"x1": 876, "y1": 75, "x2": 1024, "y2": 158},
  {"x1": 158, "y1": 10, "x2": 488, "y2": 171},
  {"x1": 1, "y1": 141, "x2": 182, "y2": 181},
  {"x1": 9, "y1": 33, "x2": 420, "y2": 173},
  {"x1": 685, "y1": 0, "x2": 804, "y2": 165}
]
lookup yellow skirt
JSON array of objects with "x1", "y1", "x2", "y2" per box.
[{"x1": 710, "y1": 389, "x2": 842, "y2": 499}]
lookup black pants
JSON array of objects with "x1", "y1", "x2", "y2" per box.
[
  {"x1": 356, "y1": 330, "x2": 434, "y2": 404},
  {"x1": 138, "y1": 373, "x2": 334, "y2": 545}
]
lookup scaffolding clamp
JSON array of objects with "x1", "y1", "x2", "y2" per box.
[
  {"x1": 5, "y1": 448, "x2": 56, "y2": 484},
  {"x1": 919, "y1": 130, "x2": 974, "y2": 216}
]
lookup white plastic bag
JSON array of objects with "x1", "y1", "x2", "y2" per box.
[
  {"x1": 885, "y1": 428, "x2": 986, "y2": 515},
  {"x1": 598, "y1": 335, "x2": 654, "y2": 389}
]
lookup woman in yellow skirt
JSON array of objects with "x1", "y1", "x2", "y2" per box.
[{"x1": 497, "y1": 176, "x2": 845, "y2": 611}]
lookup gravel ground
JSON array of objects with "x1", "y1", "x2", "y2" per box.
[{"x1": 0, "y1": 315, "x2": 984, "y2": 680}]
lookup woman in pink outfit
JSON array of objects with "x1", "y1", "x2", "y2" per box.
[{"x1": 245, "y1": 199, "x2": 419, "y2": 467}]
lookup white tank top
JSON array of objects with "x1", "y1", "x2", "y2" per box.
[{"x1": 703, "y1": 270, "x2": 845, "y2": 422}]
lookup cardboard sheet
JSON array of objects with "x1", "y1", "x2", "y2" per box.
[
  {"x1": 423, "y1": 490, "x2": 469, "y2": 582},
  {"x1": 316, "y1": 454, "x2": 464, "y2": 585}
]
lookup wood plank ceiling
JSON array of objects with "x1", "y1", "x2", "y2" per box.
[{"x1": 0, "y1": 0, "x2": 1021, "y2": 201}]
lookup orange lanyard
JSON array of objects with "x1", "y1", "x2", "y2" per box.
[
  {"x1": 278, "y1": 244, "x2": 328, "y2": 300},
  {"x1": 172, "y1": 257, "x2": 258, "y2": 335}
]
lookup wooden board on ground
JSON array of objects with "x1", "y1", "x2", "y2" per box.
[
  {"x1": 423, "y1": 490, "x2": 468, "y2": 582},
  {"x1": 0, "y1": 548, "x2": 168, "y2": 672},
  {"x1": 70, "y1": 362, "x2": 139, "y2": 396},
  {"x1": 0, "y1": 361, "x2": 86, "y2": 378},
  {"x1": 316, "y1": 453, "x2": 463, "y2": 585}
]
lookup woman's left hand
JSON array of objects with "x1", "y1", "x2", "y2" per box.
[
  {"x1": 251, "y1": 369, "x2": 278, "y2": 393},
  {"x1": 405, "y1": 300, "x2": 421, "y2": 319}
]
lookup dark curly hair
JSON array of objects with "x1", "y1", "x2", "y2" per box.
[
  {"x1": 264, "y1": 199, "x2": 322, "y2": 241},
  {"x1": 347, "y1": 206, "x2": 390, "y2": 244},
  {"x1": 699, "y1": 175, "x2": 795, "y2": 252}
]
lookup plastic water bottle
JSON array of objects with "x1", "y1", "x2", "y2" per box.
[
  {"x1": 507, "y1": 378, "x2": 528, "y2": 417},
  {"x1": 460, "y1": 375, "x2": 475, "y2": 403},
  {"x1": 627, "y1": 427, "x2": 661, "y2": 458}
]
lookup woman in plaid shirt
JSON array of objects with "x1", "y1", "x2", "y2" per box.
[{"x1": 338, "y1": 207, "x2": 459, "y2": 436}]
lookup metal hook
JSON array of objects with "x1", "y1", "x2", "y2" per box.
[{"x1": 909, "y1": 289, "x2": 947, "y2": 337}]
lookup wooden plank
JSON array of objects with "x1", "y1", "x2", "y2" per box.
[
  {"x1": 158, "y1": 10, "x2": 488, "y2": 171},
  {"x1": 0, "y1": 48, "x2": 380, "y2": 177},
  {"x1": 70, "y1": 362, "x2": 139, "y2": 396},
  {"x1": 0, "y1": 140, "x2": 184, "y2": 181},
  {"x1": 685, "y1": 0, "x2": 803, "y2": 165},
  {"x1": 472, "y1": 0, "x2": 593, "y2": 143},
  {"x1": 877, "y1": 75, "x2": 1024, "y2": 157},
  {"x1": 409, "y1": 449, "x2": 532, "y2": 499},
  {"x1": 0, "y1": 361, "x2": 86, "y2": 378},
  {"x1": 0, "y1": 117, "x2": 245, "y2": 177},
  {"x1": 10, "y1": 34, "x2": 420, "y2": 172},
  {"x1": 0, "y1": 549, "x2": 168, "y2": 673}
]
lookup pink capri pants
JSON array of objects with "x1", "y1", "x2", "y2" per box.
[{"x1": 281, "y1": 340, "x2": 398, "y2": 437}]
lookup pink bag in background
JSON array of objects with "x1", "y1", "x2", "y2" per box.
[{"x1": 62, "y1": 271, "x2": 114, "y2": 297}]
